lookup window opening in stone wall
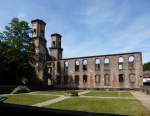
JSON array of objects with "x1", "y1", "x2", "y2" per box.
[
  {"x1": 75, "y1": 60, "x2": 80, "y2": 72},
  {"x1": 104, "y1": 74, "x2": 110, "y2": 86},
  {"x1": 83, "y1": 59, "x2": 87, "y2": 71},
  {"x1": 118, "y1": 64, "x2": 123, "y2": 70},
  {"x1": 119, "y1": 74, "x2": 124, "y2": 82},
  {"x1": 64, "y1": 61, "x2": 68, "y2": 72},
  {"x1": 64, "y1": 75, "x2": 68, "y2": 84},
  {"x1": 95, "y1": 58, "x2": 100, "y2": 71},
  {"x1": 95, "y1": 74, "x2": 100, "y2": 83},
  {"x1": 83, "y1": 75, "x2": 87, "y2": 83},
  {"x1": 129, "y1": 56, "x2": 134, "y2": 63},
  {"x1": 75, "y1": 75, "x2": 79, "y2": 85},
  {"x1": 104, "y1": 57, "x2": 109, "y2": 64},
  {"x1": 33, "y1": 29, "x2": 36, "y2": 33}
]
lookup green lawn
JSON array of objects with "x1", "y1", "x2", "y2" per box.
[
  {"x1": 3, "y1": 94, "x2": 58, "y2": 105},
  {"x1": 45, "y1": 97, "x2": 150, "y2": 116},
  {"x1": 84, "y1": 91, "x2": 133, "y2": 97}
]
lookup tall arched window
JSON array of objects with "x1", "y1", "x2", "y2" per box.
[
  {"x1": 75, "y1": 75, "x2": 79, "y2": 85},
  {"x1": 95, "y1": 74, "x2": 101, "y2": 83},
  {"x1": 118, "y1": 56, "x2": 124, "y2": 63},
  {"x1": 129, "y1": 56, "x2": 134, "y2": 63},
  {"x1": 95, "y1": 58, "x2": 100, "y2": 71},
  {"x1": 104, "y1": 74, "x2": 110, "y2": 86},
  {"x1": 83, "y1": 75, "x2": 88, "y2": 83},
  {"x1": 118, "y1": 57, "x2": 124, "y2": 70},
  {"x1": 64, "y1": 61, "x2": 68, "y2": 71},
  {"x1": 104, "y1": 57, "x2": 109, "y2": 64},
  {"x1": 75, "y1": 60, "x2": 80, "y2": 71},
  {"x1": 83, "y1": 59, "x2": 88, "y2": 71}
]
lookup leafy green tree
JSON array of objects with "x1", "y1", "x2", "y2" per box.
[
  {"x1": 0, "y1": 17, "x2": 36, "y2": 85},
  {"x1": 143, "y1": 62, "x2": 150, "y2": 71}
]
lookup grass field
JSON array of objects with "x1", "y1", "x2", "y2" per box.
[
  {"x1": 1, "y1": 90, "x2": 150, "y2": 115},
  {"x1": 83, "y1": 91, "x2": 133, "y2": 97},
  {"x1": 45, "y1": 97, "x2": 150, "y2": 116},
  {"x1": 3, "y1": 94, "x2": 58, "y2": 105}
]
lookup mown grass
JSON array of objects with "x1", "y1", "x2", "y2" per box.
[
  {"x1": 83, "y1": 91, "x2": 133, "y2": 97},
  {"x1": 3, "y1": 94, "x2": 58, "y2": 105},
  {"x1": 45, "y1": 97, "x2": 150, "y2": 116}
]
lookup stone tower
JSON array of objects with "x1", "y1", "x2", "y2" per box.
[
  {"x1": 49, "y1": 33, "x2": 63, "y2": 60},
  {"x1": 31, "y1": 19, "x2": 48, "y2": 85}
]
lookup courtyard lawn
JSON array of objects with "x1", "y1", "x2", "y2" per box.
[
  {"x1": 3, "y1": 94, "x2": 58, "y2": 105},
  {"x1": 45, "y1": 97, "x2": 150, "y2": 116},
  {"x1": 83, "y1": 91, "x2": 133, "y2": 97}
]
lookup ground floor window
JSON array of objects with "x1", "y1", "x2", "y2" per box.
[
  {"x1": 119, "y1": 74, "x2": 124, "y2": 82},
  {"x1": 75, "y1": 75, "x2": 79, "y2": 85},
  {"x1": 56, "y1": 76, "x2": 61, "y2": 84},
  {"x1": 83, "y1": 75, "x2": 87, "y2": 83},
  {"x1": 64, "y1": 75, "x2": 68, "y2": 84},
  {"x1": 104, "y1": 74, "x2": 110, "y2": 86},
  {"x1": 95, "y1": 74, "x2": 100, "y2": 83}
]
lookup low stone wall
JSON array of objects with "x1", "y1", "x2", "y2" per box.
[
  {"x1": 0, "y1": 85, "x2": 53, "y2": 94},
  {"x1": 141, "y1": 86, "x2": 150, "y2": 95}
]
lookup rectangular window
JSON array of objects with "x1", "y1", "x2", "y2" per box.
[
  {"x1": 75, "y1": 65, "x2": 79, "y2": 72},
  {"x1": 119, "y1": 74, "x2": 124, "y2": 82},
  {"x1": 75, "y1": 75, "x2": 79, "y2": 85},
  {"x1": 83, "y1": 75, "x2": 87, "y2": 83},
  {"x1": 64, "y1": 75, "x2": 68, "y2": 84},
  {"x1": 83, "y1": 65, "x2": 87, "y2": 71},
  {"x1": 95, "y1": 64, "x2": 100, "y2": 71},
  {"x1": 118, "y1": 64, "x2": 123, "y2": 70},
  {"x1": 95, "y1": 75, "x2": 100, "y2": 83}
]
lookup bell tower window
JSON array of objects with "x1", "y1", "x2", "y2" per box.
[{"x1": 33, "y1": 29, "x2": 36, "y2": 33}]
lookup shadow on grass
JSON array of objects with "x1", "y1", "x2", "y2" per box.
[{"x1": 0, "y1": 103, "x2": 127, "y2": 116}]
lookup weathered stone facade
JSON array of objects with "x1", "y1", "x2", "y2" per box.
[{"x1": 31, "y1": 19, "x2": 143, "y2": 89}]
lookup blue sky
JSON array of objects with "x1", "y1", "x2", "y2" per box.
[{"x1": 0, "y1": 0, "x2": 150, "y2": 63}]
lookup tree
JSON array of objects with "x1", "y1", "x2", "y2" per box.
[
  {"x1": 143, "y1": 62, "x2": 150, "y2": 71},
  {"x1": 0, "y1": 17, "x2": 36, "y2": 85}
]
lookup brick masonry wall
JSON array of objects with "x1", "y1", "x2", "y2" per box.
[{"x1": 48, "y1": 52, "x2": 143, "y2": 89}]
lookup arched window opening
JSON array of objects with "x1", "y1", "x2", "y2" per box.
[
  {"x1": 104, "y1": 74, "x2": 110, "y2": 86},
  {"x1": 75, "y1": 60, "x2": 80, "y2": 71},
  {"x1": 64, "y1": 61, "x2": 68, "y2": 72},
  {"x1": 83, "y1": 59, "x2": 88, "y2": 71},
  {"x1": 83, "y1": 75, "x2": 88, "y2": 83},
  {"x1": 118, "y1": 64, "x2": 123, "y2": 70},
  {"x1": 129, "y1": 56, "x2": 134, "y2": 63},
  {"x1": 104, "y1": 57, "x2": 109, "y2": 64},
  {"x1": 75, "y1": 75, "x2": 79, "y2": 85},
  {"x1": 119, "y1": 74, "x2": 124, "y2": 83},
  {"x1": 95, "y1": 75, "x2": 101, "y2": 83},
  {"x1": 118, "y1": 57, "x2": 124, "y2": 63},
  {"x1": 95, "y1": 58, "x2": 100, "y2": 71}
]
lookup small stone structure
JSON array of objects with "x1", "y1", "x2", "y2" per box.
[
  {"x1": 11, "y1": 86, "x2": 31, "y2": 94},
  {"x1": 64, "y1": 90, "x2": 79, "y2": 96}
]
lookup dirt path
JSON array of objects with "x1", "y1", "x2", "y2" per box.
[
  {"x1": 80, "y1": 96, "x2": 135, "y2": 99},
  {"x1": 32, "y1": 90, "x2": 90, "y2": 107},
  {"x1": 131, "y1": 91, "x2": 150, "y2": 111},
  {"x1": 32, "y1": 96, "x2": 70, "y2": 107}
]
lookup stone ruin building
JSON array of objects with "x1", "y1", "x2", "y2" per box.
[{"x1": 31, "y1": 19, "x2": 143, "y2": 90}]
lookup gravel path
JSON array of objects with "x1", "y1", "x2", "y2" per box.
[
  {"x1": 32, "y1": 96, "x2": 70, "y2": 107},
  {"x1": 80, "y1": 96, "x2": 135, "y2": 99},
  {"x1": 32, "y1": 90, "x2": 90, "y2": 107},
  {"x1": 131, "y1": 91, "x2": 150, "y2": 111}
]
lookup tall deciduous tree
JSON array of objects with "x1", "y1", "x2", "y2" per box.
[
  {"x1": 143, "y1": 62, "x2": 150, "y2": 71},
  {"x1": 0, "y1": 17, "x2": 36, "y2": 85}
]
